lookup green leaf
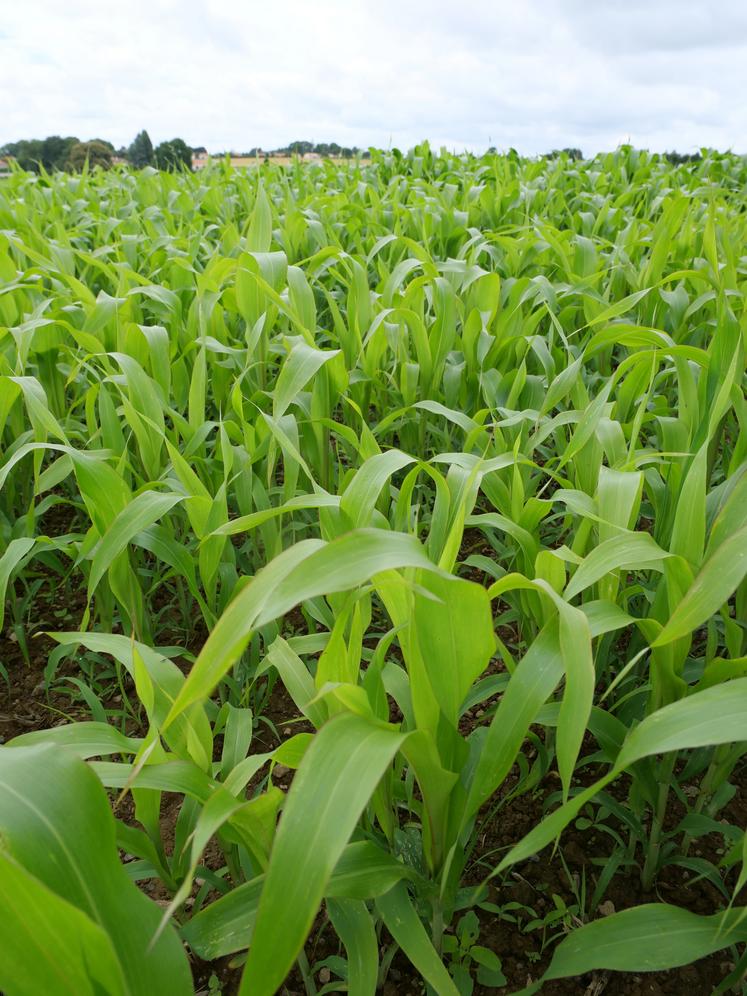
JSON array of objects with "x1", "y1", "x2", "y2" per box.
[
  {"x1": 616, "y1": 677, "x2": 747, "y2": 767},
  {"x1": 0, "y1": 744, "x2": 192, "y2": 995},
  {"x1": 376, "y1": 883, "x2": 460, "y2": 996},
  {"x1": 0, "y1": 852, "x2": 127, "y2": 996},
  {"x1": 340, "y1": 450, "x2": 415, "y2": 528},
  {"x1": 327, "y1": 899, "x2": 379, "y2": 996},
  {"x1": 465, "y1": 622, "x2": 564, "y2": 822},
  {"x1": 182, "y1": 841, "x2": 412, "y2": 960},
  {"x1": 210, "y1": 491, "x2": 340, "y2": 538},
  {"x1": 9, "y1": 721, "x2": 141, "y2": 758},
  {"x1": 564, "y1": 532, "x2": 671, "y2": 601},
  {"x1": 240, "y1": 713, "x2": 407, "y2": 995},
  {"x1": 325, "y1": 840, "x2": 416, "y2": 899},
  {"x1": 654, "y1": 524, "x2": 747, "y2": 646},
  {"x1": 413, "y1": 572, "x2": 495, "y2": 725},
  {"x1": 246, "y1": 183, "x2": 273, "y2": 251},
  {"x1": 86, "y1": 490, "x2": 183, "y2": 601},
  {"x1": 543, "y1": 905, "x2": 747, "y2": 982},
  {"x1": 0, "y1": 537, "x2": 35, "y2": 632},
  {"x1": 499, "y1": 678, "x2": 747, "y2": 873},
  {"x1": 273, "y1": 340, "x2": 340, "y2": 419},
  {"x1": 164, "y1": 530, "x2": 434, "y2": 728},
  {"x1": 46, "y1": 632, "x2": 212, "y2": 769},
  {"x1": 554, "y1": 596, "x2": 594, "y2": 800}
]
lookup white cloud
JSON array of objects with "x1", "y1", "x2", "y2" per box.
[{"x1": 1, "y1": 0, "x2": 745, "y2": 154}]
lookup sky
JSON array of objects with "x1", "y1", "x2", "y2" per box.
[{"x1": 2, "y1": 0, "x2": 746, "y2": 156}]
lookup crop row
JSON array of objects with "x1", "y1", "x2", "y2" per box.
[{"x1": 0, "y1": 145, "x2": 746, "y2": 994}]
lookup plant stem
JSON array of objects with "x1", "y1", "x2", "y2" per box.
[
  {"x1": 418, "y1": 410, "x2": 427, "y2": 461},
  {"x1": 377, "y1": 942, "x2": 399, "y2": 989},
  {"x1": 642, "y1": 752, "x2": 677, "y2": 891},
  {"x1": 321, "y1": 423, "x2": 330, "y2": 491},
  {"x1": 682, "y1": 743, "x2": 744, "y2": 855},
  {"x1": 297, "y1": 948, "x2": 317, "y2": 996},
  {"x1": 681, "y1": 748, "x2": 721, "y2": 857},
  {"x1": 431, "y1": 898, "x2": 445, "y2": 955},
  {"x1": 712, "y1": 943, "x2": 747, "y2": 995}
]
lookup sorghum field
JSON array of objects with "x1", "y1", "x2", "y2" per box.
[{"x1": 1, "y1": 145, "x2": 746, "y2": 996}]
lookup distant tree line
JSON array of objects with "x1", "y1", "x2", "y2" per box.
[
  {"x1": 544, "y1": 148, "x2": 584, "y2": 161},
  {"x1": 543, "y1": 148, "x2": 704, "y2": 166},
  {"x1": 1, "y1": 132, "x2": 379, "y2": 173},
  {"x1": 664, "y1": 151, "x2": 702, "y2": 165},
  {"x1": 240, "y1": 141, "x2": 369, "y2": 159},
  {"x1": 0, "y1": 129, "x2": 192, "y2": 173},
  {"x1": 284, "y1": 140, "x2": 365, "y2": 158},
  {"x1": 129, "y1": 131, "x2": 192, "y2": 170},
  {"x1": 0, "y1": 137, "x2": 713, "y2": 174},
  {"x1": 0, "y1": 135, "x2": 116, "y2": 172}
]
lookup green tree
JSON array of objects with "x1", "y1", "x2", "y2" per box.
[
  {"x1": 128, "y1": 130, "x2": 154, "y2": 168},
  {"x1": 546, "y1": 147, "x2": 583, "y2": 161},
  {"x1": 66, "y1": 141, "x2": 113, "y2": 171},
  {"x1": 288, "y1": 140, "x2": 314, "y2": 156},
  {"x1": 39, "y1": 136, "x2": 79, "y2": 171},
  {"x1": 1, "y1": 136, "x2": 88, "y2": 172},
  {"x1": 1, "y1": 139, "x2": 43, "y2": 172},
  {"x1": 665, "y1": 150, "x2": 702, "y2": 165},
  {"x1": 154, "y1": 138, "x2": 192, "y2": 171}
]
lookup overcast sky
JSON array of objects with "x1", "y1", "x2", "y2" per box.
[{"x1": 2, "y1": 0, "x2": 746, "y2": 155}]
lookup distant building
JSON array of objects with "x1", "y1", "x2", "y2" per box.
[
  {"x1": 192, "y1": 152, "x2": 269, "y2": 170},
  {"x1": 189, "y1": 148, "x2": 338, "y2": 170},
  {"x1": 192, "y1": 147, "x2": 209, "y2": 170},
  {"x1": 0, "y1": 157, "x2": 11, "y2": 176},
  {"x1": 225, "y1": 155, "x2": 260, "y2": 168},
  {"x1": 188, "y1": 146, "x2": 360, "y2": 170}
]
